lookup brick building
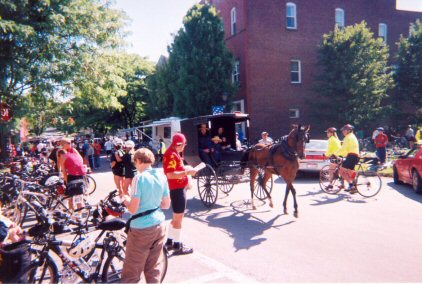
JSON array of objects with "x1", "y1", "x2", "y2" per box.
[{"x1": 204, "y1": 0, "x2": 421, "y2": 140}]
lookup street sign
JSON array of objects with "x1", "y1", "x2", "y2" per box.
[{"x1": 0, "y1": 102, "x2": 12, "y2": 121}]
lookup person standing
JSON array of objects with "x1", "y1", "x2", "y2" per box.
[
  {"x1": 121, "y1": 148, "x2": 171, "y2": 283},
  {"x1": 405, "y1": 125, "x2": 415, "y2": 149},
  {"x1": 122, "y1": 140, "x2": 137, "y2": 196},
  {"x1": 87, "y1": 140, "x2": 95, "y2": 171},
  {"x1": 158, "y1": 138, "x2": 166, "y2": 163},
  {"x1": 415, "y1": 126, "x2": 422, "y2": 144},
  {"x1": 93, "y1": 140, "x2": 102, "y2": 169},
  {"x1": 104, "y1": 139, "x2": 113, "y2": 159},
  {"x1": 110, "y1": 139, "x2": 125, "y2": 197},
  {"x1": 59, "y1": 138, "x2": 87, "y2": 210},
  {"x1": 163, "y1": 133, "x2": 197, "y2": 255},
  {"x1": 374, "y1": 127, "x2": 388, "y2": 165}
]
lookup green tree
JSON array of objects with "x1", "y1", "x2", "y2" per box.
[
  {"x1": 0, "y1": 0, "x2": 127, "y2": 107},
  {"x1": 67, "y1": 53, "x2": 155, "y2": 132},
  {"x1": 150, "y1": 4, "x2": 235, "y2": 118},
  {"x1": 312, "y1": 21, "x2": 394, "y2": 129},
  {"x1": 396, "y1": 19, "x2": 422, "y2": 124}
]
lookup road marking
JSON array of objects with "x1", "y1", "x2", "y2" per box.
[{"x1": 179, "y1": 251, "x2": 257, "y2": 283}]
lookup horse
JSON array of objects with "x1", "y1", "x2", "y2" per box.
[{"x1": 241, "y1": 125, "x2": 310, "y2": 217}]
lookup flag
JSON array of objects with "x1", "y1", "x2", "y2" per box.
[{"x1": 212, "y1": 106, "x2": 225, "y2": 115}]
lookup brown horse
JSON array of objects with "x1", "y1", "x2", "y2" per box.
[{"x1": 241, "y1": 125, "x2": 310, "y2": 217}]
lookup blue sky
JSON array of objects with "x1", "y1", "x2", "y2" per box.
[{"x1": 113, "y1": 0, "x2": 422, "y2": 63}]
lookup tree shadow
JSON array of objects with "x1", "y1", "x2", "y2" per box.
[
  {"x1": 181, "y1": 198, "x2": 294, "y2": 251},
  {"x1": 387, "y1": 182, "x2": 422, "y2": 204}
]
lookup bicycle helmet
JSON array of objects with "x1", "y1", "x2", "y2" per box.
[
  {"x1": 377, "y1": 127, "x2": 384, "y2": 131},
  {"x1": 124, "y1": 140, "x2": 135, "y2": 148},
  {"x1": 325, "y1": 127, "x2": 337, "y2": 133},
  {"x1": 45, "y1": 176, "x2": 60, "y2": 187},
  {"x1": 341, "y1": 124, "x2": 354, "y2": 131},
  {"x1": 67, "y1": 236, "x2": 95, "y2": 259}
]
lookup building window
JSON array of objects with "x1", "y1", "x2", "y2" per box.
[
  {"x1": 378, "y1": 23, "x2": 387, "y2": 43},
  {"x1": 290, "y1": 60, "x2": 301, "y2": 84},
  {"x1": 232, "y1": 60, "x2": 240, "y2": 85},
  {"x1": 231, "y1": 7, "x2": 237, "y2": 35},
  {"x1": 335, "y1": 8, "x2": 345, "y2": 28},
  {"x1": 286, "y1": 3, "x2": 297, "y2": 29},
  {"x1": 289, "y1": 108, "x2": 300, "y2": 118},
  {"x1": 164, "y1": 127, "x2": 171, "y2": 139}
]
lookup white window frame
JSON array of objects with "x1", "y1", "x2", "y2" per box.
[
  {"x1": 231, "y1": 7, "x2": 237, "y2": 36},
  {"x1": 290, "y1": 60, "x2": 301, "y2": 84},
  {"x1": 232, "y1": 60, "x2": 240, "y2": 84},
  {"x1": 286, "y1": 2, "x2": 297, "y2": 30},
  {"x1": 289, "y1": 108, "x2": 300, "y2": 119},
  {"x1": 335, "y1": 8, "x2": 345, "y2": 28},
  {"x1": 378, "y1": 23, "x2": 387, "y2": 43}
]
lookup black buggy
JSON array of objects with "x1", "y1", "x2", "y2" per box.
[{"x1": 180, "y1": 113, "x2": 273, "y2": 208}]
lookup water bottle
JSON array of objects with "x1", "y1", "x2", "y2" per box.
[
  {"x1": 88, "y1": 251, "x2": 100, "y2": 270},
  {"x1": 62, "y1": 265, "x2": 78, "y2": 284}
]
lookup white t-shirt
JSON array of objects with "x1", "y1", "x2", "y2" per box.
[{"x1": 104, "y1": 141, "x2": 113, "y2": 151}]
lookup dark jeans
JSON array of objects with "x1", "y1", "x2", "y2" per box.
[
  {"x1": 376, "y1": 147, "x2": 386, "y2": 164},
  {"x1": 199, "y1": 149, "x2": 212, "y2": 165},
  {"x1": 94, "y1": 154, "x2": 100, "y2": 168}
]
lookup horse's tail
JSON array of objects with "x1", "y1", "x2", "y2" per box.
[{"x1": 240, "y1": 147, "x2": 253, "y2": 174}]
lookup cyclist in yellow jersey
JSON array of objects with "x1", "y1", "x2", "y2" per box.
[
  {"x1": 325, "y1": 127, "x2": 341, "y2": 185},
  {"x1": 335, "y1": 124, "x2": 360, "y2": 194}
]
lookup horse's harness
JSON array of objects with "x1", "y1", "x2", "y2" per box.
[{"x1": 253, "y1": 129, "x2": 309, "y2": 175}]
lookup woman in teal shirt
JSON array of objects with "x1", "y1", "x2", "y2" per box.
[{"x1": 122, "y1": 148, "x2": 170, "y2": 283}]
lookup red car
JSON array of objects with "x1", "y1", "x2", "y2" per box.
[{"x1": 393, "y1": 144, "x2": 422, "y2": 194}]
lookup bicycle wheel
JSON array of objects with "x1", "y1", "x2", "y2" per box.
[
  {"x1": 85, "y1": 175, "x2": 97, "y2": 195},
  {"x1": 319, "y1": 165, "x2": 342, "y2": 194},
  {"x1": 27, "y1": 252, "x2": 59, "y2": 284},
  {"x1": 356, "y1": 171, "x2": 382, "y2": 197}
]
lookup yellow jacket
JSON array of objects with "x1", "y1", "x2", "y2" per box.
[
  {"x1": 336, "y1": 132, "x2": 359, "y2": 157},
  {"x1": 416, "y1": 129, "x2": 422, "y2": 142},
  {"x1": 326, "y1": 136, "x2": 341, "y2": 157}
]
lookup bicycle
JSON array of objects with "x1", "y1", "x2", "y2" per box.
[
  {"x1": 84, "y1": 174, "x2": 97, "y2": 195},
  {"x1": 319, "y1": 157, "x2": 382, "y2": 197}
]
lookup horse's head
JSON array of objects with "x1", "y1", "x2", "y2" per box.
[{"x1": 288, "y1": 124, "x2": 310, "y2": 159}]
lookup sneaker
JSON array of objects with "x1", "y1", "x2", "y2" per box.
[
  {"x1": 165, "y1": 239, "x2": 174, "y2": 251},
  {"x1": 172, "y1": 243, "x2": 193, "y2": 255},
  {"x1": 348, "y1": 187, "x2": 358, "y2": 194}
]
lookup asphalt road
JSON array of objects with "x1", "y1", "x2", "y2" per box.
[{"x1": 89, "y1": 156, "x2": 422, "y2": 283}]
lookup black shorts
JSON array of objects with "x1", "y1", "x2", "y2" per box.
[
  {"x1": 170, "y1": 188, "x2": 187, "y2": 214},
  {"x1": 106, "y1": 150, "x2": 112, "y2": 155},
  {"x1": 112, "y1": 167, "x2": 124, "y2": 177},
  {"x1": 66, "y1": 175, "x2": 85, "y2": 197},
  {"x1": 342, "y1": 154, "x2": 359, "y2": 170}
]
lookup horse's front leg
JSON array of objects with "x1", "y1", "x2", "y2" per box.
[
  {"x1": 290, "y1": 185, "x2": 298, "y2": 218},
  {"x1": 262, "y1": 173, "x2": 273, "y2": 208},
  {"x1": 250, "y1": 168, "x2": 257, "y2": 210},
  {"x1": 283, "y1": 184, "x2": 290, "y2": 214}
]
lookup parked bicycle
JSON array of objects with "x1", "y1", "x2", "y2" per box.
[{"x1": 319, "y1": 157, "x2": 382, "y2": 197}]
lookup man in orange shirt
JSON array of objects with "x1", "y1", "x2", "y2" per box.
[
  {"x1": 163, "y1": 133, "x2": 197, "y2": 255},
  {"x1": 374, "y1": 127, "x2": 388, "y2": 165},
  {"x1": 93, "y1": 140, "x2": 102, "y2": 169}
]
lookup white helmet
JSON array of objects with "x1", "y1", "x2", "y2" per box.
[
  {"x1": 124, "y1": 140, "x2": 135, "y2": 148},
  {"x1": 67, "y1": 236, "x2": 95, "y2": 259},
  {"x1": 45, "y1": 176, "x2": 61, "y2": 187}
]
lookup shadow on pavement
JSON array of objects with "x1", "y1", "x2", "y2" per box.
[
  {"x1": 182, "y1": 198, "x2": 294, "y2": 251},
  {"x1": 387, "y1": 181, "x2": 422, "y2": 204}
]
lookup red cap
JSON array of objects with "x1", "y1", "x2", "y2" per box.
[{"x1": 172, "y1": 133, "x2": 187, "y2": 146}]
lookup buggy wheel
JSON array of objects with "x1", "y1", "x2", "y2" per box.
[
  {"x1": 217, "y1": 164, "x2": 235, "y2": 194},
  {"x1": 197, "y1": 164, "x2": 218, "y2": 207},
  {"x1": 253, "y1": 167, "x2": 273, "y2": 200},
  {"x1": 319, "y1": 165, "x2": 342, "y2": 194}
]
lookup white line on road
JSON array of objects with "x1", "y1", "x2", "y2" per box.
[{"x1": 177, "y1": 251, "x2": 257, "y2": 283}]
